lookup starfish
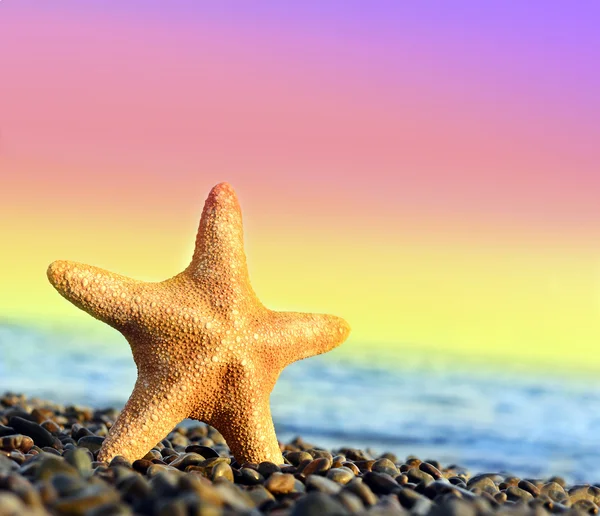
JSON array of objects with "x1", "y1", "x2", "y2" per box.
[{"x1": 46, "y1": 182, "x2": 350, "y2": 465}]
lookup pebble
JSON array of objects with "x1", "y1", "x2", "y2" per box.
[
  {"x1": 169, "y1": 452, "x2": 205, "y2": 470},
  {"x1": 335, "y1": 490, "x2": 364, "y2": 513},
  {"x1": 211, "y1": 461, "x2": 233, "y2": 482},
  {"x1": 257, "y1": 460, "x2": 281, "y2": 478},
  {"x1": 290, "y1": 491, "x2": 348, "y2": 516},
  {"x1": 301, "y1": 457, "x2": 332, "y2": 476},
  {"x1": 344, "y1": 478, "x2": 378, "y2": 506},
  {"x1": 505, "y1": 485, "x2": 534, "y2": 502},
  {"x1": 63, "y1": 447, "x2": 92, "y2": 477},
  {"x1": 326, "y1": 467, "x2": 355, "y2": 485},
  {"x1": 2, "y1": 393, "x2": 600, "y2": 515},
  {"x1": 406, "y1": 467, "x2": 435, "y2": 485},
  {"x1": 8, "y1": 416, "x2": 55, "y2": 448},
  {"x1": 247, "y1": 484, "x2": 275, "y2": 507},
  {"x1": 237, "y1": 466, "x2": 264, "y2": 486},
  {"x1": 305, "y1": 474, "x2": 342, "y2": 495},
  {"x1": 467, "y1": 475, "x2": 498, "y2": 494},
  {"x1": 419, "y1": 461, "x2": 443, "y2": 480},
  {"x1": 0, "y1": 434, "x2": 34, "y2": 453},
  {"x1": 371, "y1": 457, "x2": 399, "y2": 476},
  {"x1": 52, "y1": 485, "x2": 121, "y2": 515},
  {"x1": 363, "y1": 471, "x2": 401, "y2": 496},
  {"x1": 77, "y1": 435, "x2": 105, "y2": 454},
  {"x1": 184, "y1": 444, "x2": 219, "y2": 457},
  {"x1": 264, "y1": 471, "x2": 295, "y2": 495},
  {"x1": 0, "y1": 492, "x2": 27, "y2": 515},
  {"x1": 285, "y1": 450, "x2": 313, "y2": 466}
]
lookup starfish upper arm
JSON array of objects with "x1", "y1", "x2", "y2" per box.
[{"x1": 47, "y1": 260, "x2": 140, "y2": 329}]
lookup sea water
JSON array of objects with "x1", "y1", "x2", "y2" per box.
[{"x1": 1, "y1": 323, "x2": 598, "y2": 483}]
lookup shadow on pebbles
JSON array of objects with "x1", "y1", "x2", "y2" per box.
[{"x1": 0, "y1": 393, "x2": 596, "y2": 515}]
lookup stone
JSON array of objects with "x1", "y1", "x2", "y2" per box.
[
  {"x1": 64, "y1": 448, "x2": 92, "y2": 477},
  {"x1": 326, "y1": 467, "x2": 355, "y2": 485},
  {"x1": 302, "y1": 457, "x2": 332, "y2": 476},
  {"x1": 306, "y1": 474, "x2": 342, "y2": 495},
  {"x1": 77, "y1": 436, "x2": 105, "y2": 455},
  {"x1": 505, "y1": 485, "x2": 534, "y2": 502},
  {"x1": 0, "y1": 435, "x2": 34, "y2": 453},
  {"x1": 265, "y1": 472, "x2": 295, "y2": 495},
  {"x1": 52, "y1": 485, "x2": 121, "y2": 516},
  {"x1": 7, "y1": 417, "x2": 54, "y2": 448},
  {"x1": 211, "y1": 461, "x2": 233, "y2": 482},
  {"x1": 372, "y1": 458, "x2": 400, "y2": 477},
  {"x1": 290, "y1": 491, "x2": 348, "y2": 516}
]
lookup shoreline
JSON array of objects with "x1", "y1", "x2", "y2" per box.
[{"x1": 0, "y1": 393, "x2": 596, "y2": 515}]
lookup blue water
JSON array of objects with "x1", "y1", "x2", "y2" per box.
[{"x1": 1, "y1": 322, "x2": 599, "y2": 483}]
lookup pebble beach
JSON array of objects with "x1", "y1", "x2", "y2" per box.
[{"x1": 1, "y1": 393, "x2": 599, "y2": 516}]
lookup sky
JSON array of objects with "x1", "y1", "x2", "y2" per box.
[{"x1": 1, "y1": 1, "x2": 599, "y2": 372}]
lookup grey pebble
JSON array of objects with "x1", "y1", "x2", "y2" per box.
[
  {"x1": 334, "y1": 490, "x2": 364, "y2": 514},
  {"x1": 290, "y1": 491, "x2": 348, "y2": 516},
  {"x1": 76, "y1": 435, "x2": 105, "y2": 455},
  {"x1": 52, "y1": 484, "x2": 121, "y2": 516},
  {"x1": 237, "y1": 467, "x2": 264, "y2": 486},
  {"x1": 0, "y1": 492, "x2": 27, "y2": 516},
  {"x1": 363, "y1": 471, "x2": 401, "y2": 496},
  {"x1": 306, "y1": 474, "x2": 342, "y2": 495},
  {"x1": 64, "y1": 448, "x2": 92, "y2": 477},
  {"x1": 327, "y1": 467, "x2": 355, "y2": 485},
  {"x1": 246, "y1": 485, "x2": 275, "y2": 507},
  {"x1": 344, "y1": 478, "x2": 377, "y2": 506},
  {"x1": 8, "y1": 417, "x2": 54, "y2": 448}
]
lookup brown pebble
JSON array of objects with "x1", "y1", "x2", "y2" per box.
[
  {"x1": 285, "y1": 451, "x2": 313, "y2": 466},
  {"x1": 326, "y1": 467, "x2": 355, "y2": 485},
  {"x1": 573, "y1": 499, "x2": 599, "y2": 514},
  {"x1": 541, "y1": 481, "x2": 567, "y2": 502},
  {"x1": 40, "y1": 420, "x2": 61, "y2": 434},
  {"x1": 371, "y1": 458, "x2": 399, "y2": 476},
  {"x1": 396, "y1": 473, "x2": 409, "y2": 485},
  {"x1": 505, "y1": 485, "x2": 534, "y2": 502},
  {"x1": 265, "y1": 472, "x2": 295, "y2": 495},
  {"x1": 406, "y1": 467, "x2": 434, "y2": 485},
  {"x1": 344, "y1": 478, "x2": 377, "y2": 507},
  {"x1": 569, "y1": 484, "x2": 595, "y2": 502},
  {"x1": 341, "y1": 461, "x2": 360, "y2": 476},
  {"x1": 301, "y1": 457, "x2": 332, "y2": 476},
  {"x1": 211, "y1": 461, "x2": 233, "y2": 482},
  {"x1": 419, "y1": 461, "x2": 443, "y2": 479},
  {"x1": 518, "y1": 479, "x2": 540, "y2": 497},
  {"x1": 0, "y1": 435, "x2": 33, "y2": 453}
]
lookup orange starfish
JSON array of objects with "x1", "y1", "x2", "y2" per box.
[{"x1": 47, "y1": 183, "x2": 350, "y2": 465}]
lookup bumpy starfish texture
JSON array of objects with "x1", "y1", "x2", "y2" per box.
[{"x1": 47, "y1": 183, "x2": 350, "y2": 465}]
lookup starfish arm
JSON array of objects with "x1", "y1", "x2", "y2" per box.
[
  {"x1": 207, "y1": 394, "x2": 284, "y2": 465},
  {"x1": 97, "y1": 373, "x2": 188, "y2": 463},
  {"x1": 186, "y1": 182, "x2": 250, "y2": 286},
  {"x1": 47, "y1": 260, "x2": 139, "y2": 329},
  {"x1": 266, "y1": 311, "x2": 351, "y2": 367}
]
